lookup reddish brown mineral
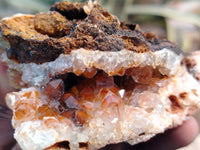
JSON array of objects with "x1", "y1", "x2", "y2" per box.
[
  {"x1": 0, "y1": 1, "x2": 181, "y2": 64},
  {"x1": 61, "y1": 93, "x2": 80, "y2": 110},
  {"x1": 42, "y1": 79, "x2": 65, "y2": 102}
]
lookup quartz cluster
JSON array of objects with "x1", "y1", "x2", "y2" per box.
[
  {"x1": 5, "y1": 60, "x2": 200, "y2": 150},
  {"x1": 0, "y1": 1, "x2": 200, "y2": 150}
]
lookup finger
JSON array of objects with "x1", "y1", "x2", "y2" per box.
[
  {"x1": 167, "y1": 117, "x2": 199, "y2": 148},
  {"x1": 0, "y1": 106, "x2": 16, "y2": 149},
  {"x1": 0, "y1": 61, "x2": 13, "y2": 107}
]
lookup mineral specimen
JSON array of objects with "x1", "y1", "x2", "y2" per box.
[{"x1": 1, "y1": 1, "x2": 200, "y2": 150}]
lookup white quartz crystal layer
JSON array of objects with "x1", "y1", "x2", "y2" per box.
[{"x1": 1, "y1": 48, "x2": 182, "y2": 87}]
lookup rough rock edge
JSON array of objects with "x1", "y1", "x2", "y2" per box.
[
  {"x1": 1, "y1": 48, "x2": 182, "y2": 88},
  {"x1": 0, "y1": 6, "x2": 182, "y2": 64}
]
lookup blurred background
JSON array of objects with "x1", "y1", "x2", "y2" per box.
[{"x1": 0, "y1": 0, "x2": 200, "y2": 149}]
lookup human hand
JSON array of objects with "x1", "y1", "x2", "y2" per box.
[
  {"x1": 0, "y1": 61, "x2": 13, "y2": 107},
  {"x1": 0, "y1": 61, "x2": 16, "y2": 149}
]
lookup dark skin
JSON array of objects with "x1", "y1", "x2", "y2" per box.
[{"x1": 0, "y1": 62, "x2": 199, "y2": 150}]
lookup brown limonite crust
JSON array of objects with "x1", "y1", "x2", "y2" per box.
[{"x1": 0, "y1": 1, "x2": 181, "y2": 64}]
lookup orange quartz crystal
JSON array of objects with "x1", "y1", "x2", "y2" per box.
[
  {"x1": 36, "y1": 105, "x2": 58, "y2": 120},
  {"x1": 13, "y1": 91, "x2": 39, "y2": 122},
  {"x1": 79, "y1": 86, "x2": 95, "y2": 102},
  {"x1": 82, "y1": 67, "x2": 97, "y2": 79},
  {"x1": 61, "y1": 93, "x2": 80, "y2": 110},
  {"x1": 42, "y1": 79, "x2": 65, "y2": 102},
  {"x1": 95, "y1": 71, "x2": 115, "y2": 89},
  {"x1": 12, "y1": 71, "x2": 129, "y2": 127},
  {"x1": 14, "y1": 103, "x2": 36, "y2": 121},
  {"x1": 75, "y1": 110, "x2": 91, "y2": 126}
]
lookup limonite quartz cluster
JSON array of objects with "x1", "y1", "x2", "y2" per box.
[{"x1": 0, "y1": 1, "x2": 200, "y2": 150}]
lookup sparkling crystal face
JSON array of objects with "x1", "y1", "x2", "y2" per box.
[
  {"x1": 42, "y1": 79, "x2": 65, "y2": 102},
  {"x1": 10, "y1": 68, "x2": 166, "y2": 128}
]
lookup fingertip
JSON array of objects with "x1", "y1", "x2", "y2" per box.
[{"x1": 171, "y1": 117, "x2": 199, "y2": 148}]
